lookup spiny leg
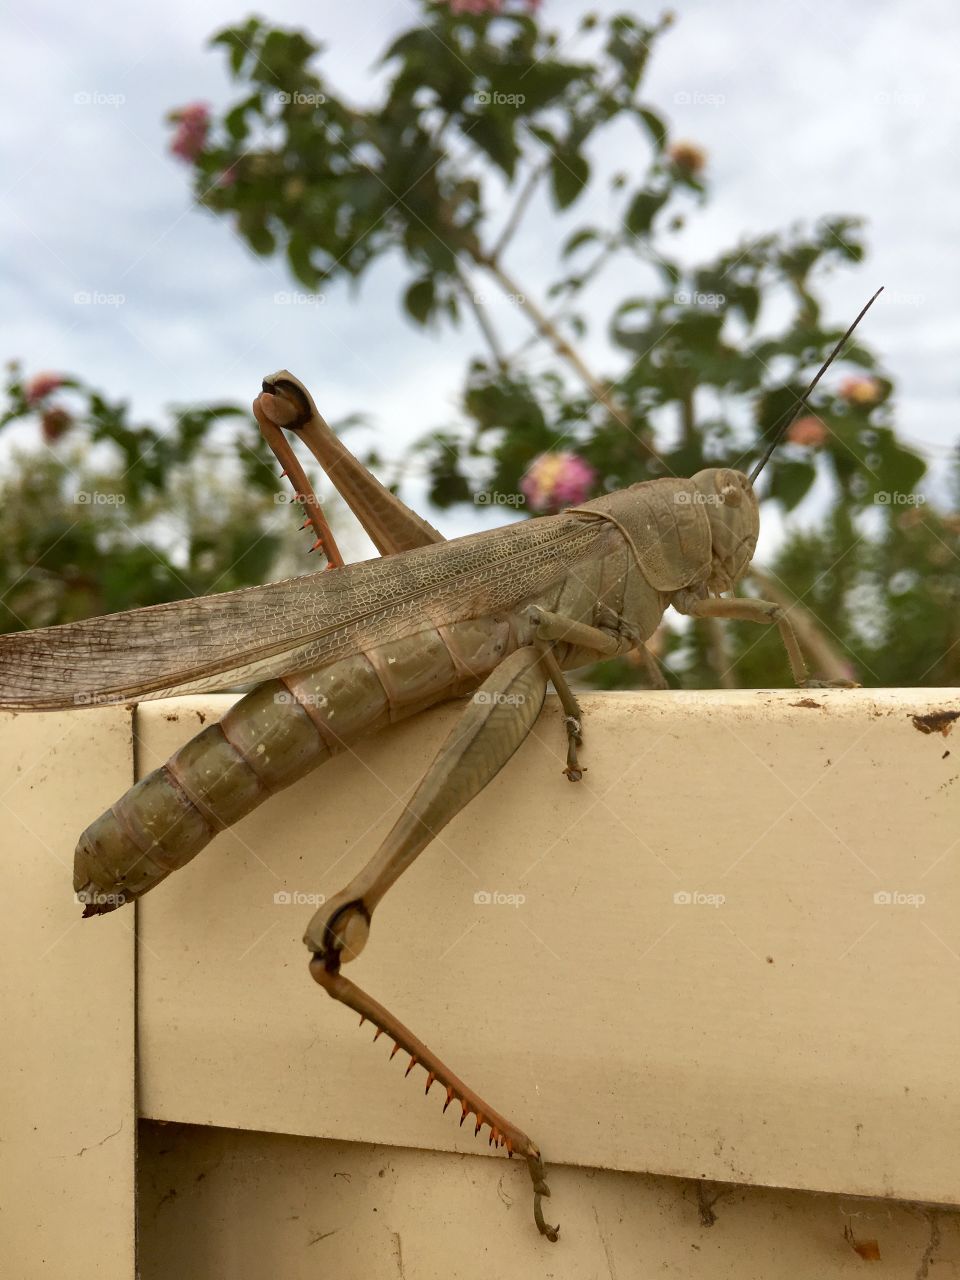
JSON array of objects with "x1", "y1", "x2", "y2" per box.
[
  {"x1": 304, "y1": 645, "x2": 559, "y2": 1239},
  {"x1": 311, "y1": 965, "x2": 557, "y2": 1240},
  {"x1": 252, "y1": 391, "x2": 345, "y2": 567},
  {"x1": 671, "y1": 590, "x2": 858, "y2": 688}
]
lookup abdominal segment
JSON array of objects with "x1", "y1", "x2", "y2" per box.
[{"x1": 73, "y1": 615, "x2": 514, "y2": 913}]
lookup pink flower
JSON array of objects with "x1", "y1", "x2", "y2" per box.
[
  {"x1": 447, "y1": 0, "x2": 503, "y2": 12},
  {"x1": 169, "y1": 102, "x2": 210, "y2": 163},
  {"x1": 25, "y1": 371, "x2": 65, "y2": 404},
  {"x1": 839, "y1": 375, "x2": 882, "y2": 407},
  {"x1": 520, "y1": 452, "x2": 596, "y2": 513},
  {"x1": 786, "y1": 415, "x2": 828, "y2": 448}
]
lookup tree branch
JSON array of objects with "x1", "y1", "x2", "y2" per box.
[
  {"x1": 490, "y1": 162, "x2": 546, "y2": 263},
  {"x1": 473, "y1": 251, "x2": 664, "y2": 464},
  {"x1": 680, "y1": 390, "x2": 696, "y2": 448},
  {"x1": 455, "y1": 267, "x2": 508, "y2": 372},
  {"x1": 506, "y1": 240, "x2": 619, "y2": 364}
]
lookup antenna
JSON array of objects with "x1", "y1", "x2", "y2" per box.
[{"x1": 748, "y1": 286, "x2": 884, "y2": 484}]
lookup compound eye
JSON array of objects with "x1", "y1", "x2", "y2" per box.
[{"x1": 719, "y1": 482, "x2": 742, "y2": 508}]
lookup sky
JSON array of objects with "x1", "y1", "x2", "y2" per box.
[{"x1": 1, "y1": 0, "x2": 957, "y2": 560}]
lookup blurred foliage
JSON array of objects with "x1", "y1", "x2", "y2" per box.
[
  {"x1": 0, "y1": 364, "x2": 308, "y2": 631},
  {"x1": 2, "y1": 1, "x2": 955, "y2": 689}
]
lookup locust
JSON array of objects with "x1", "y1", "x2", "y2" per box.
[{"x1": 0, "y1": 290, "x2": 881, "y2": 1240}]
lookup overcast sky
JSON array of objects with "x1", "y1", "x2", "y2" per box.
[{"x1": 1, "y1": 0, "x2": 957, "y2": 557}]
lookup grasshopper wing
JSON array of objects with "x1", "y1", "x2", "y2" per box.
[{"x1": 0, "y1": 513, "x2": 609, "y2": 709}]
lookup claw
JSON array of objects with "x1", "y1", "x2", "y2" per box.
[
  {"x1": 562, "y1": 714, "x2": 584, "y2": 782},
  {"x1": 528, "y1": 1153, "x2": 560, "y2": 1242}
]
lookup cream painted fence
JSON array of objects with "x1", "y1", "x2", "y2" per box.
[{"x1": 2, "y1": 689, "x2": 959, "y2": 1277}]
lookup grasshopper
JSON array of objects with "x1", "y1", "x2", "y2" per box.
[{"x1": 0, "y1": 291, "x2": 880, "y2": 1239}]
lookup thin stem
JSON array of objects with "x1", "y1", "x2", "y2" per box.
[
  {"x1": 679, "y1": 389, "x2": 696, "y2": 449},
  {"x1": 475, "y1": 252, "x2": 664, "y2": 464},
  {"x1": 455, "y1": 266, "x2": 508, "y2": 372},
  {"x1": 491, "y1": 162, "x2": 546, "y2": 262},
  {"x1": 506, "y1": 240, "x2": 619, "y2": 363}
]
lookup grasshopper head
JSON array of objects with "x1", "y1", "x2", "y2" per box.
[{"x1": 691, "y1": 468, "x2": 759, "y2": 593}]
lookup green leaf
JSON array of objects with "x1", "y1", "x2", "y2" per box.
[
  {"x1": 769, "y1": 460, "x2": 816, "y2": 511},
  {"x1": 561, "y1": 227, "x2": 600, "y2": 258},
  {"x1": 637, "y1": 107, "x2": 667, "y2": 151},
  {"x1": 211, "y1": 20, "x2": 262, "y2": 77},
  {"x1": 468, "y1": 111, "x2": 520, "y2": 179},
  {"x1": 245, "y1": 221, "x2": 276, "y2": 256},
  {"x1": 404, "y1": 276, "x2": 436, "y2": 326},
  {"x1": 549, "y1": 150, "x2": 589, "y2": 210},
  {"x1": 624, "y1": 188, "x2": 667, "y2": 236},
  {"x1": 735, "y1": 285, "x2": 760, "y2": 326},
  {"x1": 286, "y1": 233, "x2": 318, "y2": 289},
  {"x1": 224, "y1": 92, "x2": 262, "y2": 143}
]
